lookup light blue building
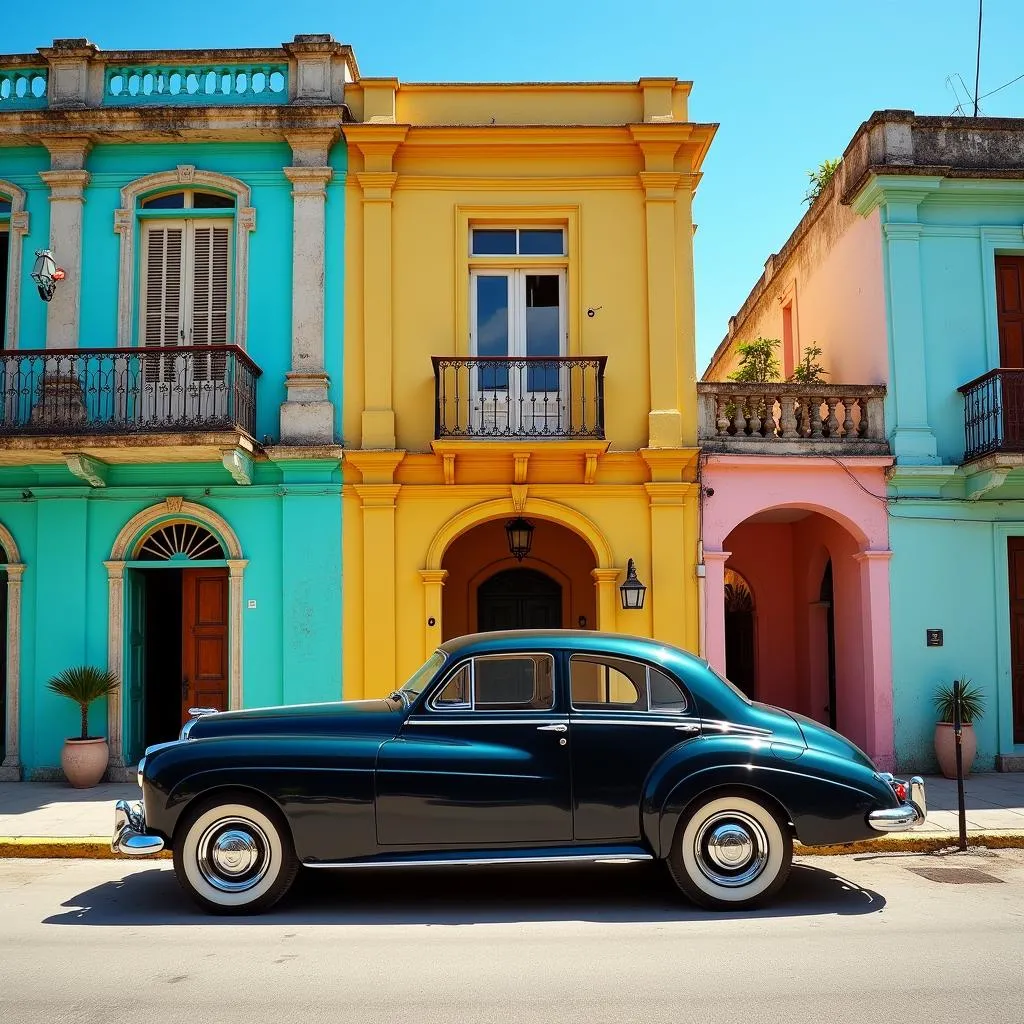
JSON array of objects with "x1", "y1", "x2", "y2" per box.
[{"x1": 0, "y1": 36, "x2": 350, "y2": 778}]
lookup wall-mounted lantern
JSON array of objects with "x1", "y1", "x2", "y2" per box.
[
  {"x1": 31, "y1": 249, "x2": 66, "y2": 302},
  {"x1": 505, "y1": 516, "x2": 534, "y2": 561},
  {"x1": 619, "y1": 558, "x2": 647, "y2": 610}
]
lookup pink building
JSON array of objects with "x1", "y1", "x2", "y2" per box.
[{"x1": 700, "y1": 161, "x2": 895, "y2": 770}]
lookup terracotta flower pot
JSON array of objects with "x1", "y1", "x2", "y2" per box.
[
  {"x1": 60, "y1": 737, "x2": 109, "y2": 789},
  {"x1": 933, "y1": 722, "x2": 977, "y2": 780}
]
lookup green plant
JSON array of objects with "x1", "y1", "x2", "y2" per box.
[
  {"x1": 789, "y1": 344, "x2": 829, "y2": 385},
  {"x1": 47, "y1": 666, "x2": 119, "y2": 740},
  {"x1": 803, "y1": 158, "x2": 841, "y2": 205},
  {"x1": 933, "y1": 678, "x2": 986, "y2": 725},
  {"x1": 728, "y1": 337, "x2": 781, "y2": 384}
]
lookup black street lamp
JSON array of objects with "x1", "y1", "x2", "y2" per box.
[
  {"x1": 505, "y1": 517, "x2": 534, "y2": 561},
  {"x1": 619, "y1": 558, "x2": 646, "y2": 610}
]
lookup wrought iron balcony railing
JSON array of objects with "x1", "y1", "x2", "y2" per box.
[
  {"x1": 432, "y1": 356, "x2": 607, "y2": 440},
  {"x1": 959, "y1": 368, "x2": 1024, "y2": 462},
  {"x1": 697, "y1": 382, "x2": 888, "y2": 454},
  {"x1": 0, "y1": 346, "x2": 261, "y2": 438}
]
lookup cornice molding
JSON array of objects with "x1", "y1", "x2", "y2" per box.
[{"x1": 850, "y1": 174, "x2": 945, "y2": 217}]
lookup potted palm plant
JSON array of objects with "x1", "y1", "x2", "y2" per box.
[
  {"x1": 933, "y1": 677, "x2": 986, "y2": 779},
  {"x1": 47, "y1": 666, "x2": 119, "y2": 788}
]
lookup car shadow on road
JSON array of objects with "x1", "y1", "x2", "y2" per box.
[{"x1": 44, "y1": 859, "x2": 885, "y2": 926}]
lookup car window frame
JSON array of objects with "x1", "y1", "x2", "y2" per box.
[
  {"x1": 568, "y1": 652, "x2": 693, "y2": 716},
  {"x1": 424, "y1": 651, "x2": 558, "y2": 715}
]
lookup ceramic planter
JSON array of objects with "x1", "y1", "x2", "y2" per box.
[
  {"x1": 61, "y1": 737, "x2": 109, "y2": 789},
  {"x1": 933, "y1": 722, "x2": 977, "y2": 779}
]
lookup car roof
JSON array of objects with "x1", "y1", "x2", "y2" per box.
[{"x1": 437, "y1": 629, "x2": 708, "y2": 671}]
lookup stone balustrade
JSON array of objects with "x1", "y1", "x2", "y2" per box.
[
  {"x1": 697, "y1": 382, "x2": 889, "y2": 455},
  {"x1": 0, "y1": 36, "x2": 354, "y2": 109}
]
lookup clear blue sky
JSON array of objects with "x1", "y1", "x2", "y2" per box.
[{"x1": 6, "y1": 1, "x2": 1023, "y2": 370}]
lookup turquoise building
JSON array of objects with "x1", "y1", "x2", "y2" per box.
[
  {"x1": 850, "y1": 112, "x2": 1024, "y2": 771},
  {"x1": 0, "y1": 37, "x2": 351, "y2": 779}
]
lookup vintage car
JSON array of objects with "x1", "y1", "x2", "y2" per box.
[{"x1": 113, "y1": 630, "x2": 926, "y2": 914}]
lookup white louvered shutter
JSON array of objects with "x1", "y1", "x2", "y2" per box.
[
  {"x1": 142, "y1": 224, "x2": 184, "y2": 383},
  {"x1": 190, "y1": 223, "x2": 231, "y2": 381}
]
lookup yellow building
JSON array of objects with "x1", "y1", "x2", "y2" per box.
[{"x1": 342, "y1": 76, "x2": 716, "y2": 695}]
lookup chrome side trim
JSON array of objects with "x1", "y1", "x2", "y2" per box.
[
  {"x1": 700, "y1": 719, "x2": 773, "y2": 737},
  {"x1": 304, "y1": 853, "x2": 655, "y2": 870},
  {"x1": 571, "y1": 717, "x2": 699, "y2": 728},
  {"x1": 405, "y1": 717, "x2": 569, "y2": 727}
]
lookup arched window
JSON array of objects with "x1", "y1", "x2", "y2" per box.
[
  {"x1": 0, "y1": 180, "x2": 28, "y2": 350},
  {"x1": 135, "y1": 522, "x2": 227, "y2": 561}
]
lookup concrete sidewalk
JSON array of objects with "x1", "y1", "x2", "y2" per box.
[{"x1": 0, "y1": 773, "x2": 1023, "y2": 858}]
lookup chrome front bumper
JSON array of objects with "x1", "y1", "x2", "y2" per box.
[
  {"x1": 868, "y1": 776, "x2": 927, "y2": 832},
  {"x1": 112, "y1": 799, "x2": 165, "y2": 856}
]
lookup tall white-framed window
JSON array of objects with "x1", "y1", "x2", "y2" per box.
[
  {"x1": 469, "y1": 227, "x2": 567, "y2": 435},
  {"x1": 138, "y1": 190, "x2": 234, "y2": 422}
]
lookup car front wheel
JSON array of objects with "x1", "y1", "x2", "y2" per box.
[
  {"x1": 173, "y1": 796, "x2": 298, "y2": 914},
  {"x1": 667, "y1": 793, "x2": 792, "y2": 910}
]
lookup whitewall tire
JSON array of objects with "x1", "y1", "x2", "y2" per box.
[
  {"x1": 668, "y1": 793, "x2": 792, "y2": 910},
  {"x1": 173, "y1": 797, "x2": 298, "y2": 914}
]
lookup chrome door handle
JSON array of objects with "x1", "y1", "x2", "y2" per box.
[
  {"x1": 674, "y1": 723, "x2": 700, "y2": 735},
  {"x1": 537, "y1": 723, "x2": 568, "y2": 733}
]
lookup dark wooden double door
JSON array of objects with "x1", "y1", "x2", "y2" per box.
[{"x1": 477, "y1": 568, "x2": 562, "y2": 632}]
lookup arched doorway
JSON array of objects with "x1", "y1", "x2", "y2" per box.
[
  {"x1": 723, "y1": 568, "x2": 755, "y2": 698},
  {"x1": 478, "y1": 568, "x2": 562, "y2": 631},
  {"x1": 440, "y1": 517, "x2": 596, "y2": 640}
]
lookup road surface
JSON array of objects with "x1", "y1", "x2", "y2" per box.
[{"x1": 1, "y1": 850, "x2": 1022, "y2": 1023}]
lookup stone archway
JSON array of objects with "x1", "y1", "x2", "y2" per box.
[
  {"x1": 0, "y1": 521, "x2": 24, "y2": 781},
  {"x1": 105, "y1": 498, "x2": 247, "y2": 776}
]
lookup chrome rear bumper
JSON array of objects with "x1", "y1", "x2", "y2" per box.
[
  {"x1": 112, "y1": 799, "x2": 165, "y2": 856},
  {"x1": 868, "y1": 776, "x2": 927, "y2": 832}
]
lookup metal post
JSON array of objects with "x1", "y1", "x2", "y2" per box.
[{"x1": 953, "y1": 679, "x2": 968, "y2": 851}]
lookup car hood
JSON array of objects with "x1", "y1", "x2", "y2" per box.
[
  {"x1": 182, "y1": 698, "x2": 401, "y2": 741},
  {"x1": 782, "y1": 709, "x2": 876, "y2": 770}
]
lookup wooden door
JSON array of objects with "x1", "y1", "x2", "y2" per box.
[
  {"x1": 181, "y1": 568, "x2": 229, "y2": 722},
  {"x1": 996, "y1": 256, "x2": 1024, "y2": 367},
  {"x1": 477, "y1": 568, "x2": 562, "y2": 632},
  {"x1": 1008, "y1": 539, "x2": 1024, "y2": 743}
]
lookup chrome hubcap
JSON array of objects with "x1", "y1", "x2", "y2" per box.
[
  {"x1": 693, "y1": 810, "x2": 769, "y2": 888},
  {"x1": 197, "y1": 817, "x2": 271, "y2": 893}
]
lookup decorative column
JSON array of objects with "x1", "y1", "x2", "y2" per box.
[
  {"x1": 39, "y1": 136, "x2": 91, "y2": 349},
  {"x1": 0, "y1": 564, "x2": 25, "y2": 781},
  {"x1": 281, "y1": 130, "x2": 338, "y2": 444},
  {"x1": 591, "y1": 568, "x2": 621, "y2": 634},
  {"x1": 702, "y1": 549, "x2": 731, "y2": 676},
  {"x1": 104, "y1": 560, "x2": 126, "y2": 776},
  {"x1": 347, "y1": 119, "x2": 408, "y2": 450},
  {"x1": 226, "y1": 559, "x2": 248, "y2": 710},
  {"x1": 420, "y1": 569, "x2": 448, "y2": 660},
  {"x1": 855, "y1": 549, "x2": 896, "y2": 772}
]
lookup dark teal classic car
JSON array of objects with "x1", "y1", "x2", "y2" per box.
[{"x1": 113, "y1": 630, "x2": 926, "y2": 914}]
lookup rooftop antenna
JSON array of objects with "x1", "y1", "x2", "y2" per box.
[{"x1": 973, "y1": 0, "x2": 983, "y2": 116}]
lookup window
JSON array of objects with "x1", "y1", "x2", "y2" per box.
[
  {"x1": 570, "y1": 655, "x2": 690, "y2": 713},
  {"x1": 471, "y1": 227, "x2": 565, "y2": 257},
  {"x1": 141, "y1": 190, "x2": 235, "y2": 210},
  {"x1": 428, "y1": 654, "x2": 555, "y2": 712}
]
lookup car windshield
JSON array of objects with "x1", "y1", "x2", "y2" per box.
[{"x1": 400, "y1": 651, "x2": 446, "y2": 700}]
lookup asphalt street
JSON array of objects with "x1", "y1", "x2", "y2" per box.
[{"x1": 1, "y1": 850, "x2": 1022, "y2": 1024}]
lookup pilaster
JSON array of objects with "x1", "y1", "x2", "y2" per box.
[
  {"x1": 39, "y1": 136, "x2": 91, "y2": 350},
  {"x1": 702, "y1": 549, "x2": 731, "y2": 676},
  {"x1": 226, "y1": 559, "x2": 249, "y2": 711},
  {"x1": 355, "y1": 483, "x2": 401, "y2": 690},
  {"x1": 645, "y1": 482, "x2": 696, "y2": 650},
  {"x1": 591, "y1": 568, "x2": 621, "y2": 634},
  {"x1": 420, "y1": 569, "x2": 448, "y2": 660},
  {"x1": 281, "y1": 132, "x2": 337, "y2": 444},
  {"x1": 0, "y1": 565, "x2": 25, "y2": 781},
  {"x1": 104, "y1": 560, "x2": 126, "y2": 773},
  {"x1": 854, "y1": 549, "x2": 896, "y2": 772}
]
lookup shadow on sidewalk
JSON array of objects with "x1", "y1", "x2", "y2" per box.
[{"x1": 44, "y1": 860, "x2": 885, "y2": 927}]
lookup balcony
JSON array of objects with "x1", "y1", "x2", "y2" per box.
[
  {"x1": 697, "y1": 382, "x2": 888, "y2": 455},
  {"x1": 432, "y1": 356, "x2": 607, "y2": 441},
  {"x1": 0, "y1": 346, "x2": 260, "y2": 440},
  {"x1": 960, "y1": 369, "x2": 1024, "y2": 463}
]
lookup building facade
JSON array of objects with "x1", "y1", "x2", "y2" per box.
[
  {"x1": 703, "y1": 110, "x2": 1024, "y2": 773},
  {"x1": 341, "y1": 78, "x2": 715, "y2": 695},
  {"x1": 0, "y1": 38, "x2": 347, "y2": 778}
]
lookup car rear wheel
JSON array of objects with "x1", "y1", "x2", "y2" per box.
[
  {"x1": 667, "y1": 793, "x2": 792, "y2": 910},
  {"x1": 173, "y1": 796, "x2": 298, "y2": 914}
]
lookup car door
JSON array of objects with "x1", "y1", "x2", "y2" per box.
[
  {"x1": 568, "y1": 652, "x2": 701, "y2": 841},
  {"x1": 375, "y1": 651, "x2": 573, "y2": 848}
]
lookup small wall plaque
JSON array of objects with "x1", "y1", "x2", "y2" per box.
[
  {"x1": 247, "y1": 600, "x2": 257, "y2": 610},
  {"x1": 926, "y1": 628, "x2": 943, "y2": 647}
]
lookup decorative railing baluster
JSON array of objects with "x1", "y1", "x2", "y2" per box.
[
  {"x1": 959, "y1": 369, "x2": 1024, "y2": 462},
  {"x1": 102, "y1": 61, "x2": 287, "y2": 104}
]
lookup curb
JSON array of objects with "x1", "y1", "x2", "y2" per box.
[
  {"x1": 0, "y1": 837, "x2": 171, "y2": 860},
  {"x1": 1, "y1": 833, "x2": 1023, "y2": 861}
]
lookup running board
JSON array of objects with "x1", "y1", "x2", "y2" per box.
[{"x1": 303, "y1": 848, "x2": 654, "y2": 870}]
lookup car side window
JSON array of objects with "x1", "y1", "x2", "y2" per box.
[
  {"x1": 432, "y1": 664, "x2": 471, "y2": 709},
  {"x1": 474, "y1": 655, "x2": 554, "y2": 711},
  {"x1": 570, "y1": 655, "x2": 648, "y2": 710},
  {"x1": 649, "y1": 667, "x2": 689, "y2": 712}
]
